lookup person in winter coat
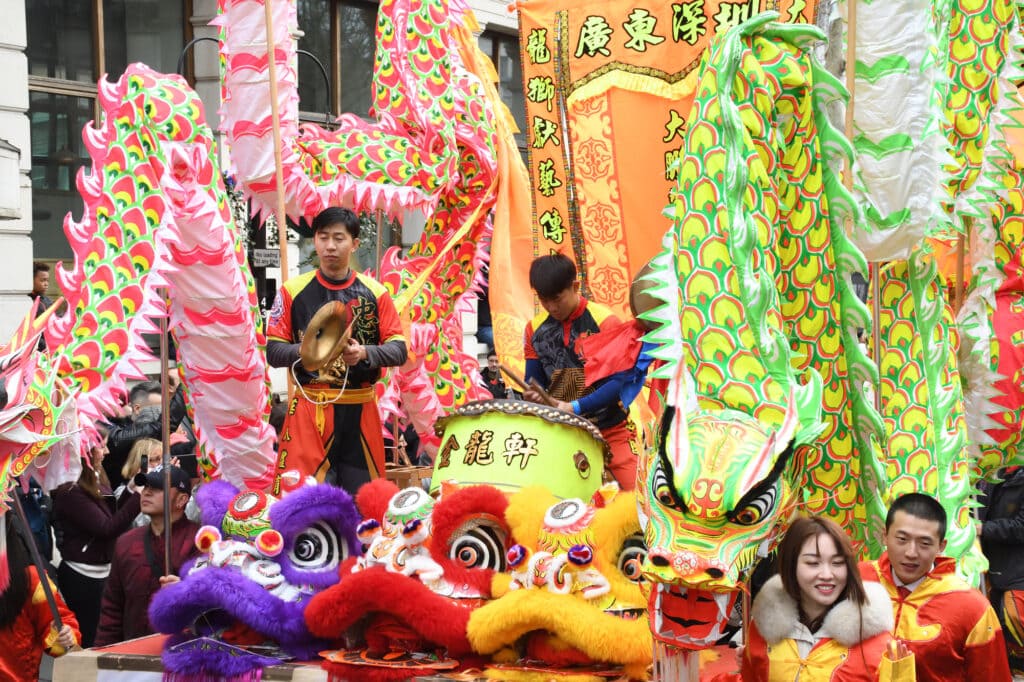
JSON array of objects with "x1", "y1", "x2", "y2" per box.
[
  {"x1": 979, "y1": 466, "x2": 1024, "y2": 674},
  {"x1": 94, "y1": 466, "x2": 198, "y2": 646},
  {"x1": 52, "y1": 432, "x2": 141, "y2": 647},
  {"x1": 861, "y1": 492, "x2": 1010, "y2": 682},
  {"x1": 743, "y1": 516, "x2": 913, "y2": 682}
]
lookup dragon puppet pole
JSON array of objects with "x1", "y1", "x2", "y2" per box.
[
  {"x1": 954, "y1": 219, "x2": 970, "y2": 313},
  {"x1": 159, "y1": 287, "x2": 173, "y2": 576},
  {"x1": 263, "y1": 0, "x2": 290, "y2": 283},
  {"x1": 841, "y1": 0, "x2": 883, "y2": 414},
  {"x1": 7, "y1": 489, "x2": 63, "y2": 631},
  {"x1": 843, "y1": 0, "x2": 857, "y2": 195},
  {"x1": 375, "y1": 210, "x2": 384, "y2": 270}
]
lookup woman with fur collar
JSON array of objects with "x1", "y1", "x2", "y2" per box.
[{"x1": 742, "y1": 516, "x2": 914, "y2": 681}]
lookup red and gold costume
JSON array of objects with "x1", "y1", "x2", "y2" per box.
[
  {"x1": 0, "y1": 566, "x2": 80, "y2": 682},
  {"x1": 742, "y1": 576, "x2": 911, "y2": 682},
  {"x1": 267, "y1": 269, "x2": 406, "y2": 495},
  {"x1": 860, "y1": 553, "x2": 1011, "y2": 682}
]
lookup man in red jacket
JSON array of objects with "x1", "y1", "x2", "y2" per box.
[
  {"x1": 860, "y1": 492, "x2": 1011, "y2": 682},
  {"x1": 94, "y1": 466, "x2": 199, "y2": 645}
]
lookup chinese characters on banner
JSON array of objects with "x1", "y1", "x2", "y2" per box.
[{"x1": 488, "y1": 0, "x2": 816, "y2": 376}]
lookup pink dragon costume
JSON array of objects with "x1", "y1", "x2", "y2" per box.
[
  {"x1": 43, "y1": 64, "x2": 278, "y2": 490},
  {"x1": 216, "y1": 0, "x2": 510, "y2": 457},
  {"x1": 0, "y1": 0, "x2": 521, "y2": 679},
  {"x1": 0, "y1": 60, "x2": 277, "y2": 580}
]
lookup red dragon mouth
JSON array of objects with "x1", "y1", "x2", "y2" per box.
[{"x1": 648, "y1": 583, "x2": 738, "y2": 649}]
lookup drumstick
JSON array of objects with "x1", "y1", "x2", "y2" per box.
[{"x1": 499, "y1": 363, "x2": 558, "y2": 407}]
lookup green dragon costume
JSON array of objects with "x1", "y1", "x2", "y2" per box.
[{"x1": 637, "y1": 2, "x2": 1024, "y2": 664}]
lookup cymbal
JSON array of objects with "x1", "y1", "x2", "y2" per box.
[{"x1": 299, "y1": 300, "x2": 352, "y2": 372}]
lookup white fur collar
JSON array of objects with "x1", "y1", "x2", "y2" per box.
[{"x1": 751, "y1": 575, "x2": 894, "y2": 647}]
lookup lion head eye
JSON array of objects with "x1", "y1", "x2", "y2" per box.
[
  {"x1": 617, "y1": 533, "x2": 647, "y2": 583},
  {"x1": 448, "y1": 522, "x2": 506, "y2": 571},
  {"x1": 288, "y1": 521, "x2": 344, "y2": 571}
]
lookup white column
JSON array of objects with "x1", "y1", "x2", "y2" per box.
[{"x1": 0, "y1": 0, "x2": 33, "y2": 340}]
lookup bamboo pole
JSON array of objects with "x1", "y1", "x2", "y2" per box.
[
  {"x1": 8, "y1": 494, "x2": 63, "y2": 630},
  {"x1": 263, "y1": 0, "x2": 294, "y2": 404},
  {"x1": 94, "y1": 0, "x2": 105, "y2": 124},
  {"x1": 263, "y1": 0, "x2": 290, "y2": 281},
  {"x1": 844, "y1": 0, "x2": 857, "y2": 195},
  {"x1": 954, "y1": 219, "x2": 970, "y2": 313},
  {"x1": 159, "y1": 287, "x2": 172, "y2": 576},
  {"x1": 375, "y1": 209, "x2": 385, "y2": 271},
  {"x1": 871, "y1": 262, "x2": 882, "y2": 412}
]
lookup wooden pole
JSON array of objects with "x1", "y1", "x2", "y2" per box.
[
  {"x1": 844, "y1": 0, "x2": 857, "y2": 196},
  {"x1": 263, "y1": 0, "x2": 290, "y2": 282},
  {"x1": 954, "y1": 219, "x2": 970, "y2": 313},
  {"x1": 8, "y1": 492, "x2": 62, "y2": 630},
  {"x1": 263, "y1": 0, "x2": 294, "y2": 405},
  {"x1": 159, "y1": 287, "x2": 172, "y2": 576},
  {"x1": 871, "y1": 262, "x2": 882, "y2": 412},
  {"x1": 93, "y1": 0, "x2": 105, "y2": 124},
  {"x1": 375, "y1": 210, "x2": 385, "y2": 271}
]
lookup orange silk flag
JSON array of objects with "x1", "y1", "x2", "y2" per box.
[{"x1": 489, "y1": 0, "x2": 817, "y2": 377}]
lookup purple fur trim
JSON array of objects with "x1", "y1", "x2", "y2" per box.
[
  {"x1": 164, "y1": 674, "x2": 262, "y2": 682},
  {"x1": 150, "y1": 569, "x2": 325, "y2": 659},
  {"x1": 271, "y1": 484, "x2": 360, "y2": 587},
  {"x1": 161, "y1": 635, "x2": 276, "y2": 679},
  {"x1": 196, "y1": 480, "x2": 239, "y2": 527}
]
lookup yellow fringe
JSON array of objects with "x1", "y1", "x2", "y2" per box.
[{"x1": 568, "y1": 68, "x2": 699, "y2": 107}]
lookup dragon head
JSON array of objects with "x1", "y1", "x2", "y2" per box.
[
  {"x1": 149, "y1": 480, "x2": 360, "y2": 676},
  {"x1": 467, "y1": 485, "x2": 651, "y2": 680},
  {"x1": 305, "y1": 479, "x2": 510, "y2": 680},
  {"x1": 639, "y1": 403, "x2": 799, "y2": 650}
]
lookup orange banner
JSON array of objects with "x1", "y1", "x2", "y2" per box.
[{"x1": 489, "y1": 0, "x2": 816, "y2": 376}]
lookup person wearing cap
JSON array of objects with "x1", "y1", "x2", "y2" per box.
[{"x1": 94, "y1": 466, "x2": 199, "y2": 646}]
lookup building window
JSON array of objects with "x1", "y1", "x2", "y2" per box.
[
  {"x1": 297, "y1": 0, "x2": 376, "y2": 122},
  {"x1": 104, "y1": 1, "x2": 187, "y2": 79},
  {"x1": 478, "y1": 29, "x2": 527, "y2": 153},
  {"x1": 26, "y1": 0, "x2": 187, "y2": 261}
]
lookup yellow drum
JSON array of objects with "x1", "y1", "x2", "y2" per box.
[{"x1": 431, "y1": 399, "x2": 608, "y2": 500}]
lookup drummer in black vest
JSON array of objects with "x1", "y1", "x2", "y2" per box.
[
  {"x1": 522, "y1": 254, "x2": 640, "y2": 490},
  {"x1": 266, "y1": 207, "x2": 407, "y2": 496}
]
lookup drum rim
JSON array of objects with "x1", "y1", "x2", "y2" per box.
[{"x1": 434, "y1": 399, "x2": 609, "y2": 454}]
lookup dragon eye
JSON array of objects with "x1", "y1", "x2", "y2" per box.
[
  {"x1": 449, "y1": 522, "x2": 506, "y2": 571},
  {"x1": 730, "y1": 484, "x2": 778, "y2": 526},
  {"x1": 617, "y1": 533, "x2": 647, "y2": 583},
  {"x1": 652, "y1": 463, "x2": 683, "y2": 511},
  {"x1": 289, "y1": 521, "x2": 344, "y2": 570}
]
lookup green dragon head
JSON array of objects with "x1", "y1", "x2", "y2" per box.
[{"x1": 639, "y1": 381, "x2": 801, "y2": 649}]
